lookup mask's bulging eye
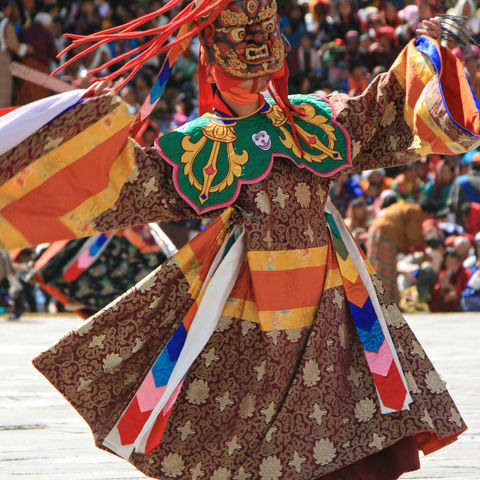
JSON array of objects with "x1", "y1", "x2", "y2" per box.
[
  {"x1": 229, "y1": 27, "x2": 246, "y2": 42},
  {"x1": 262, "y1": 18, "x2": 276, "y2": 33}
]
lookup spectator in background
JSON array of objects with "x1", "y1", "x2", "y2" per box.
[
  {"x1": 0, "y1": 0, "x2": 32, "y2": 107},
  {"x1": 392, "y1": 162, "x2": 425, "y2": 201},
  {"x1": 329, "y1": 172, "x2": 364, "y2": 216},
  {"x1": 288, "y1": 31, "x2": 322, "y2": 93},
  {"x1": 308, "y1": 0, "x2": 333, "y2": 46},
  {"x1": 460, "y1": 201, "x2": 480, "y2": 236},
  {"x1": 461, "y1": 231, "x2": 480, "y2": 311},
  {"x1": 15, "y1": 11, "x2": 57, "y2": 104},
  {"x1": 429, "y1": 248, "x2": 471, "y2": 312},
  {"x1": 366, "y1": 199, "x2": 438, "y2": 301},
  {"x1": 282, "y1": 2, "x2": 307, "y2": 49},
  {"x1": 331, "y1": 0, "x2": 362, "y2": 41},
  {"x1": 368, "y1": 26, "x2": 401, "y2": 70},
  {"x1": 372, "y1": 189, "x2": 398, "y2": 219},
  {"x1": 447, "y1": 152, "x2": 480, "y2": 223},
  {"x1": 342, "y1": 60, "x2": 368, "y2": 95},
  {"x1": 423, "y1": 158, "x2": 454, "y2": 209},
  {"x1": 360, "y1": 168, "x2": 394, "y2": 204},
  {"x1": 464, "y1": 53, "x2": 480, "y2": 100},
  {"x1": 344, "y1": 197, "x2": 369, "y2": 231},
  {"x1": 450, "y1": 0, "x2": 480, "y2": 39}
]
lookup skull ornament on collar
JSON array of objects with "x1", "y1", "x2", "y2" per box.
[{"x1": 200, "y1": 0, "x2": 285, "y2": 79}]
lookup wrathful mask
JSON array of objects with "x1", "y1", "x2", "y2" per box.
[{"x1": 200, "y1": 0, "x2": 285, "y2": 79}]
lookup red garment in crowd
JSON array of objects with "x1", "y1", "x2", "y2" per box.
[
  {"x1": 429, "y1": 266, "x2": 471, "y2": 312},
  {"x1": 466, "y1": 201, "x2": 480, "y2": 236}
]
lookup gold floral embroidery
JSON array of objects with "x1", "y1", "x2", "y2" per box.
[
  {"x1": 347, "y1": 366, "x2": 363, "y2": 387},
  {"x1": 372, "y1": 275, "x2": 385, "y2": 295},
  {"x1": 404, "y1": 371, "x2": 420, "y2": 394},
  {"x1": 131, "y1": 337, "x2": 144, "y2": 353},
  {"x1": 216, "y1": 315, "x2": 233, "y2": 332},
  {"x1": 255, "y1": 191, "x2": 271, "y2": 214},
  {"x1": 384, "y1": 304, "x2": 405, "y2": 328},
  {"x1": 123, "y1": 373, "x2": 137, "y2": 386},
  {"x1": 216, "y1": 391, "x2": 234, "y2": 412},
  {"x1": 289, "y1": 451, "x2": 306, "y2": 473},
  {"x1": 354, "y1": 398, "x2": 377, "y2": 423},
  {"x1": 177, "y1": 420, "x2": 195, "y2": 441},
  {"x1": 202, "y1": 347, "x2": 219, "y2": 368},
  {"x1": 143, "y1": 176, "x2": 157, "y2": 197},
  {"x1": 265, "y1": 425, "x2": 277, "y2": 443},
  {"x1": 315, "y1": 183, "x2": 326, "y2": 203},
  {"x1": 338, "y1": 323, "x2": 349, "y2": 349},
  {"x1": 368, "y1": 433, "x2": 386, "y2": 450},
  {"x1": 77, "y1": 377, "x2": 93, "y2": 392},
  {"x1": 76, "y1": 320, "x2": 93, "y2": 336},
  {"x1": 263, "y1": 229, "x2": 273, "y2": 249},
  {"x1": 190, "y1": 462, "x2": 204, "y2": 480},
  {"x1": 272, "y1": 187, "x2": 289, "y2": 209},
  {"x1": 241, "y1": 320, "x2": 256, "y2": 336},
  {"x1": 380, "y1": 102, "x2": 396, "y2": 127},
  {"x1": 211, "y1": 467, "x2": 232, "y2": 480},
  {"x1": 286, "y1": 328, "x2": 302, "y2": 343},
  {"x1": 309, "y1": 403, "x2": 327, "y2": 425},
  {"x1": 332, "y1": 289, "x2": 343, "y2": 309},
  {"x1": 313, "y1": 439, "x2": 336, "y2": 465},
  {"x1": 226, "y1": 434, "x2": 242, "y2": 455},
  {"x1": 266, "y1": 329, "x2": 280, "y2": 344},
  {"x1": 186, "y1": 379, "x2": 210, "y2": 404},
  {"x1": 259, "y1": 455, "x2": 283, "y2": 480},
  {"x1": 43, "y1": 136, "x2": 64, "y2": 151},
  {"x1": 239, "y1": 394, "x2": 256, "y2": 418},
  {"x1": 448, "y1": 407, "x2": 463, "y2": 428},
  {"x1": 254, "y1": 360, "x2": 267, "y2": 381},
  {"x1": 161, "y1": 452, "x2": 185, "y2": 478},
  {"x1": 352, "y1": 139, "x2": 362, "y2": 158},
  {"x1": 102, "y1": 352, "x2": 123, "y2": 373},
  {"x1": 303, "y1": 359, "x2": 320, "y2": 387},
  {"x1": 295, "y1": 182, "x2": 311, "y2": 208},
  {"x1": 390, "y1": 135, "x2": 400, "y2": 150},
  {"x1": 137, "y1": 271, "x2": 156, "y2": 292},
  {"x1": 88, "y1": 334, "x2": 106, "y2": 349},
  {"x1": 126, "y1": 166, "x2": 139, "y2": 183},
  {"x1": 304, "y1": 223, "x2": 314, "y2": 243},
  {"x1": 411, "y1": 340, "x2": 426, "y2": 359},
  {"x1": 421, "y1": 409, "x2": 435, "y2": 428},
  {"x1": 425, "y1": 370, "x2": 447, "y2": 394},
  {"x1": 261, "y1": 401, "x2": 276, "y2": 423},
  {"x1": 234, "y1": 467, "x2": 251, "y2": 480}
]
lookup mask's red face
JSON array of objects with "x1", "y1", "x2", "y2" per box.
[{"x1": 200, "y1": 0, "x2": 285, "y2": 79}]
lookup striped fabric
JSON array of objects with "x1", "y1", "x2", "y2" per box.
[
  {"x1": 0, "y1": 99, "x2": 134, "y2": 250},
  {"x1": 391, "y1": 36, "x2": 480, "y2": 156}
]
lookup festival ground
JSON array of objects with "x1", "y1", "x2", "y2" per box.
[{"x1": 0, "y1": 312, "x2": 479, "y2": 480}]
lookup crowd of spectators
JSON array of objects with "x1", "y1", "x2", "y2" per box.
[{"x1": 1, "y1": 0, "x2": 480, "y2": 314}]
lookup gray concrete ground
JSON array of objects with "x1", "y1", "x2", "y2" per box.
[{"x1": 0, "y1": 312, "x2": 479, "y2": 479}]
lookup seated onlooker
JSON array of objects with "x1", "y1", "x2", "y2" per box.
[
  {"x1": 392, "y1": 163, "x2": 425, "y2": 201},
  {"x1": 329, "y1": 172, "x2": 363, "y2": 217},
  {"x1": 344, "y1": 197, "x2": 369, "y2": 231},
  {"x1": 462, "y1": 232, "x2": 480, "y2": 311},
  {"x1": 423, "y1": 158, "x2": 454, "y2": 209},
  {"x1": 460, "y1": 201, "x2": 480, "y2": 236},
  {"x1": 429, "y1": 248, "x2": 471, "y2": 312},
  {"x1": 360, "y1": 168, "x2": 394, "y2": 205}
]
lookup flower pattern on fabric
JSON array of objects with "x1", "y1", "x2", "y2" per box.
[
  {"x1": 354, "y1": 398, "x2": 377, "y2": 423},
  {"x1": 161, "y1": 453, "x2": 185, "y2": 478},
  {"x1": 313, "y1": 439, "x2": 336, "y2": 466},
  {"x1": 259, "y1": 455, "x2": 283, "y2": 480}
]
